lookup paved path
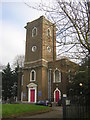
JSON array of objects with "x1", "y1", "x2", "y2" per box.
[{"x1": 19, "y1": 106, "x2": 63, "y2": 118}]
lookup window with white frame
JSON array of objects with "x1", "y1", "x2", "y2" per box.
[
  {"x1": 30, "y1": 70, "x2": 36, "y2": 81},
  {"x1": 32, "y1": 46, "x2": 37, "y2": 52},
  {"x1": 54, "y1": 70, "x2": 61, "y2": 83},
  {"x1": 32, "y1": 27, "x2": 37, "y2": 37}
]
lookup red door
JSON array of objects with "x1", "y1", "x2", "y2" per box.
[
  {"x1": 55, "y1": 90, "x2": 59, "y2": 102},
  {"x1": 30, "y1": 89, "x2": 35, "y2": 102}
]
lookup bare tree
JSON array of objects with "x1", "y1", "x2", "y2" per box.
[
  {"x1": 42, "y1": 0, "x2": 89, "y2": 60},
  {"x1": 24, "y1": 0, "x2": 90, "y2": 63},
  {"x1": 12, "y1": 55, "x2": 25, "y2": 68}
]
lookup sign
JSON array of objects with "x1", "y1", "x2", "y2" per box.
[
  {"x1": 66, "y1": 100, "x2": 70, "y2": 105},
  {"x1": 63, "y1": 94, "x2": 67, "y2": 97},
  {"x1": 38, "y1": 91, "x2": 42, "y2": 97}
]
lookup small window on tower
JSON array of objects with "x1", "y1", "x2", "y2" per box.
[
  {"x1": 30, "y1": 70, "x2": 36, "y2": 81},
  {"x1": 47, "y1": 28, "x2": 51, "y2": 37},
  {"x1": 47, "y1": 46, "x2": 51, "y2": 52},
  {"x1": 32, "y1": 27, "x2": 37, "y2": 37},
  {"x1": 32, "y1": 46, "x2": 37, "y2": 52}
]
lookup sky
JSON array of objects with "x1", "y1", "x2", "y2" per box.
[
  {"x1": 0, "y1": 0, "x2": 46, "y2": 66},
  {"x1": 0, "y1": 0, "x2": 84, "y2": 66}
]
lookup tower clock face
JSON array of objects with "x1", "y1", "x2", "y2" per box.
[
  {"x1": 32, "y1": 46, "x2": 37, "y2": 52},
  {"x1": 47, "y1": 46, "x2": 51, "y2": 52}
]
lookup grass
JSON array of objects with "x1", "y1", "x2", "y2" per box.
[
  {"x1": 0, "y1": 104, "x2": 2, "y2": 118},
  {"x1": 2, "y1": 104, "x2": 50, "y2": 118}
]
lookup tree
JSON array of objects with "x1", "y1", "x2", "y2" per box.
[
  {"x1": 2, "y1": 63, "x2": 13, "y2": 100},
  {"x1": 12, "y1": 55, "x2": 25, "y2": 69},
  {"x1": 25, "y1": 0, "x2": 90, "y2": 62},
  {"x1": 67, "y1": 58, "x2": 88, "y2": 94},
  {"x1": 67, "y1": 57, "x2": 88, "y2": 105},
  {"x1": 11, "y1": 65, "x2": 19, "y2": 100},
  {"x1": 2, "y1": 63, "x2": 19, "y2": 102}
]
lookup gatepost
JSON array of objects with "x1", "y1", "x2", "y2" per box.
[{"x1": 62, "y1": 94, "x2": 67, "y2": 119}]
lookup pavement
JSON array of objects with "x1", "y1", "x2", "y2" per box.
[{"x1": 19, "y1": 106, "x2": 63, "y2": 119}]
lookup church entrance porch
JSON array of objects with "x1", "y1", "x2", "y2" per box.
[
  {"x1": 55, "y1": 90, "x2": 59, "y2": 102},
  {"x1": 54, "y1": 88, "x2": 61, "y2": 103},
  {"x1": 27, "y1": 83, "x2": 37, "y2": 103},
  {"x1": 30, "y1": 89, "x2": 35, "y2": 102}
]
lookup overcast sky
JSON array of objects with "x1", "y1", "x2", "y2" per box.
[
  {"x1": 1, "y1": 0, "x2": 46, "y2": 66},
  {"x1": 1, "y1": 0, "x2": 82, "y2": 67}
]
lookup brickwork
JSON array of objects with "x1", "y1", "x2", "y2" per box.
[{"x1": 18, "y1": 16, "x2": 78, "y2": 103}]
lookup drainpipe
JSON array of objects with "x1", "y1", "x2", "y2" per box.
[{"x1": 53, "y1": 24, "x2": 55, "y2": 62}]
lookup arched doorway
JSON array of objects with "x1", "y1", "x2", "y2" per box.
[
  {"x1": 55, "y1": 90, "x2": 59, "y2": 102},
  {"x1": 30, "y1": 89, "x2": 35, "y2": 102},
  {"x1": 27, "y1": 83, "x2": 37, "y2": 103},
  {"x1": 54, "y1": 88, "x2": 61, "y2": 102}
]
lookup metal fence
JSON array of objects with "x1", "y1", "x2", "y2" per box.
[
  {"x1": 63, "y1": 96, "x2": 88, "y2": 119},
  {"x1": 66, "y1": 104, "x2": 87, "y2": 118}
]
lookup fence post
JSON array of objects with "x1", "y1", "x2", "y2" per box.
[{"x1": 62, "y1": 94, "x2": 67, "y2": 119}]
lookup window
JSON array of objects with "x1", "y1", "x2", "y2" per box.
[
  {"x1": 32, "y1": 71, "x2": 34, "y2": 80},
  {"x1": 32, "y1": 27, "x2": 37, "y2": 37},
  {"x1": 30, "y1": 70, "x2": 36, "y2": 81},
  {"x1": 47, "y1": 46, "x2": 51, "y2": 52},
  {"x1": 32, "y1": 46, "x2": 37, "y2": 52},
  {"x1": 47, "y1": 28, "x2": 51, "y2": 37},
  {"x1": 54, "y1": 70, "x2": 61, "y2": 83}
]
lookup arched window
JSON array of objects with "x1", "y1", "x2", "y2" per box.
[
  {"x1": 54, "y1": 70, "x2": 61, "y2": 83},
  {"x1": 32, "y1": 27, "x2": 37, "y2": 37},
  {"x1": 54, "y1": 88, "x2": 61, "y2": 102},
  {"x1": 47, "y1": 28, "x2": 51, "y2": 37},
  {"x1": 30, "y1": 70, "x2": 36, "y2": 81}
]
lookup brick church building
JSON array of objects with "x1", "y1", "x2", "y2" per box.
[{"x1": 18, "y1": 16, "x2": 78, "y2": 103}]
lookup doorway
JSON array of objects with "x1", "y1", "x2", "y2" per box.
[{"x1": 30, "y1": 89, "x2": 35, "y2": 102}]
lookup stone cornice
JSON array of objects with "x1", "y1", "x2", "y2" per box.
[
  {"x1": 24, "y1": 59, "x2": 48, "y2": 65},
  {"x1": 23, "y1": 64, "x2": 48, "y2": 70}
]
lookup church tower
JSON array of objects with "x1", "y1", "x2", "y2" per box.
[
  {"x1": 25, "y1": 16, "x2": 56, "y2": 63},
  {"x1": 22, "y1": 16, "x2": 56, "y2": 102},
  {"x1": 18, "y1": 16, "x2": 78, "y2": 103}
]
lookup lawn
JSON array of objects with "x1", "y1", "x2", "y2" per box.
[{"x1": 2, "y1": 104, "x2": 50, "y2": 118}]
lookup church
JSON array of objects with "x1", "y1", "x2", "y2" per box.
[{"x1": 17, "y1": 16, "x2": 78, "y2": 103}]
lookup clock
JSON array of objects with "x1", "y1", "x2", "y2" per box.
[{"x1": 32, "y1": 46, "x2": 37, "y2": 52}]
